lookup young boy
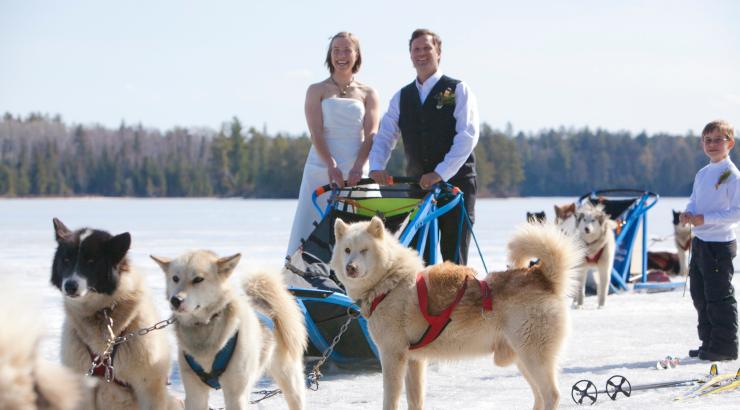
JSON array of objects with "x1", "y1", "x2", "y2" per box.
[{"x1": 680, "y1": 120, "x2": 739, "y2": 361}]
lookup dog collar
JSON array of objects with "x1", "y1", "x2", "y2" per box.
[
  {"x1": 193, "y1": 311, "x2": 222, "y2": 327},
  {"x1": 366, "y1": 293, "x2": 388, "y2": 318},
  {"x1": 585, "y1": 246, "x2": 605, "y2": 264}
]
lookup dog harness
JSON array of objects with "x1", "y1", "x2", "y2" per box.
[
  {"x1": 585, "y1": 246, "x2": 605, "y2": 264},
  {"x1": 678, "y1": 238, "x2": 691, "y2": 251},
  {"x1": 367, "y1": 272, "x2": 493, "y2": 350},
  {"x1": 184, "y1": 312, "x2": 274, "y2": 390},
  {"x1": 86, "y1": 343, "x2": 131, "y2": 388}
]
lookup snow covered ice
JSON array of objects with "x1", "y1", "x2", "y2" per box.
[{"x1": 1, "y1": 197, "x2": 737, "y2": 409}]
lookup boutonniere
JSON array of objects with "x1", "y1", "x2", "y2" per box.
[
  {"x1": 715, "y1": 168, "x2": 732, "y2": 189},
  {"x1": 435, "y1": 87, "x2": 455, "y2": 109}
]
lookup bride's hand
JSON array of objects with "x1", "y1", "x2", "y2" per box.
[
  {"x1": 328, "y1": 166, "x2": 345, "y2": 189},
  {"x1": 347, "y1": 165, "x2": 363, "y2": 186}
]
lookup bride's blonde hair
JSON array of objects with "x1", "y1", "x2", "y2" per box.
[{"x1": 325, "y1": 32, "x2": 362, "y2": 74}]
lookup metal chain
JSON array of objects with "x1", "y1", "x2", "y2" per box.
[
  {"x1": 87, "y1": 309, "x2": 176, "y2": 383},
  {"x1": 87, "y1": 304, "x2": 359, "y2": 400},
  {"x1": 307, "y1": 306, "x2": 360, "y2": 391},
  {"x1": 110, "y1": 316, "x2": 177, "y2": 346}
]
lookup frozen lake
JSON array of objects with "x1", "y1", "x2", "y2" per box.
[{"x1": 0, "y1": 196, "x2": 737, "y2": 408}]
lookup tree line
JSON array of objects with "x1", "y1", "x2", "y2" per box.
[{"x1": 0, "y1": 112, "x2": 727, "y2": 198}]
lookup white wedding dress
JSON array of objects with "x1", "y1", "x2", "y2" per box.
[{"x1": 286, "y1": 98, "x2": 368, "y2": 257}]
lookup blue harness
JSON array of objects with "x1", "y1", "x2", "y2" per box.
[{"x1": 184, "y1": 312, "x2": 274, "y2": 390}]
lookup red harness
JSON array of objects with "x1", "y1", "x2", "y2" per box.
[
  {"x1": 368, "y1": 293, "x2": 387, "y2": 317},
  {"x1": 86, "y1": 344, "x2": 130, "y2": 388},
  {"x1": 678, "y1": 238, "x2": 691, "y2": 251},
  {"x1": 585, "y1": 246, "x2": 605, "y2": 264},
  {"x1": 367, "y1": 272, "x2": 493, "y2": 350}
]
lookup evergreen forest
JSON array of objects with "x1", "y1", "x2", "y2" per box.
[{"x1": 1, "y1": 113, "x2": 728, "y2": 198}]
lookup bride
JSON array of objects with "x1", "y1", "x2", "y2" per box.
[{"x1": 286, "y1": 32, "x2": 380, "y2": 257}]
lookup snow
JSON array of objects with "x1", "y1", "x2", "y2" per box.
[{"x1": 0, "y1": 197, "x2": 737, "y2": 409}]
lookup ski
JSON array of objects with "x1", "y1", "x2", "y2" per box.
[
  {"x1": 696, "y1": 368, "x2": 740, "y2": 397},
  {"x1": 673, "y1": 364, "x2": 738, "y2": 400}
]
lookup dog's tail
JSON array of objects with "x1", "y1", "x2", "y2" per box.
[
  {"x1": 507, "y1": 223, "x2": 583, "y2": 297},
  {"x1": 242, "y1": 272, "x2": 307, "y2": 361}
]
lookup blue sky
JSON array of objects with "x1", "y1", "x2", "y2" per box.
[{"x1": 1, "y1": 0, "x2": 738, "y2": 135}]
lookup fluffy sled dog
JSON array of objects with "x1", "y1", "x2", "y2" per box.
[
  {"x1": 554, "y1": 202, "x2": 577, "y2": 235},
  {"x1": 673, "y1": 210, "x2": 692, "y2": 276},
  {"x1": 572, "y1": 203, "x2": 617, "y2": 308},
  {"x1": 331, "y1": 217, "x2": 582, "y2": 410},
  {"x1": 50, "y1": 218, "x2": 181, "y2": 410},
  {"x1": 151, "y1": 250, "x2": 306, "y2": 410},
  {"x1": 0, "y1": 292, "x2": 93, "y2": 410}
]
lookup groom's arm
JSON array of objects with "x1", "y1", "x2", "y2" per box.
[
  {"x1": 433, "y1": 82, "x2": 479, "y2": 182},
  {"x1": 369, "y1": 90, "x2": 402, "y2": 173}
]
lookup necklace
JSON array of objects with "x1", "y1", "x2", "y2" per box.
[{"x1": 331, "y1": 76, "x2": 353, "y2": 97}]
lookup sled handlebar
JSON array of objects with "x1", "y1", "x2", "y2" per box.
[{"x1": 312, "y1": 176, "x2": 421, "y2": 197}]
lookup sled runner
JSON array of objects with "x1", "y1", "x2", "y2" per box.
[{"x1": 285, "y1": 177, "x2": 473, "y2": 365}]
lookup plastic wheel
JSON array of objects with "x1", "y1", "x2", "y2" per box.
[
  {"x1": 605, "y1": 375, "x2": 631, "y2": 400},
  {"x1": 571, "y1": 379, "x2": 598, "y2": 405}
]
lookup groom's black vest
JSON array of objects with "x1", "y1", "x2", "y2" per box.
[{"x1": 398, "y1": 75, "x2": 476, "y2": 181}]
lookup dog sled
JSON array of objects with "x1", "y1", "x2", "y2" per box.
[
  {"x1": 284, "y1": 177, "x2": 472, "y2": 366},
  {"x1": 576, "y1": 189, "x2": 683, "y2": 292}
]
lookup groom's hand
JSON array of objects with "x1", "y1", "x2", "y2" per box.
[
  {"x1": 370, "y1": 170, "x2": 391, "y2": 185},
  {"x1": 419, "y1": 172, "x2": 442, "y2": 190}
]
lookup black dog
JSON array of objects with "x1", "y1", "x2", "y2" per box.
[{"x1": 526, "y1": 211, "x2": 546, "y2": 224}]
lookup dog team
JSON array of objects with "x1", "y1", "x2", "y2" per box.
[
  {"x1": 1, "y1": 207, "x2": 695, "y2": 410},
  {"x1": 0, "y1": 209, "x2": 591, "y2": 410}
]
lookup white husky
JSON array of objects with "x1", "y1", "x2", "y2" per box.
[
  {"x1": 151, "y1": 250, "x2": 307, "y2": 410},
  {"x1": 573, "y1": 203, "x2": 617, "y2": 308}
]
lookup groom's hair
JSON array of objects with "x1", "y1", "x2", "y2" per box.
[
  {"x1": 325, "y1": 32, "x2": 362, "y2": 74},
  {"x1": 409, "y1": 29, "x2": 442, "y2": 55}
]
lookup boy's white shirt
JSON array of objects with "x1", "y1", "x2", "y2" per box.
[{"x1": 685, "y1": 156, "x2": 740, "y2": 241}]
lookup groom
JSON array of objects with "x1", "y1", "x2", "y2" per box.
[{"x1": 369, "y1": 28, "x2": 480, "y2": 265}]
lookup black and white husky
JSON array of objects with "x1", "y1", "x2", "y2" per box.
[
  {"x1": 673, "y1": 210, "x2": 692, "y2": 276},
  {"x1": 51, "y1": 218, "x2": 181, "y2": 410}
]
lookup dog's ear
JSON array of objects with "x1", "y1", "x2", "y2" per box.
[
  {"x1": 106, "y1": 232, "x2": 131, "y2": 266},
  {"x1": 216, "y1": 253, "x2": 241, "y2": 277},
  {"x1": 672, "y1": 210, "x2": 681, "y2": 225},
  {"x1": 334, "y1": 218, "x2": 348, "y2": 240},
  {"x1": 368, "y1": 216, "x2": 385, "y2": 239},
  {"x1": 553, "y1": 205, "x2": 563, "y2": 218},
  {"x1": 52, "y1": 218, "x2": 72, "y2": 242},
  {"x1": 150, "y1": 255, "x2": 171, "y2": 273},
  {"x1": 597, "y1": 213, "x2": 606, "y2": 224}
]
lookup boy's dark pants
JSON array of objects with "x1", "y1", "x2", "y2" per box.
[{"x1": 689, "y1": 237, "x2": 739, "y2": 356}]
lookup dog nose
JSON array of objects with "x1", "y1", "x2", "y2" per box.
[
  {"x1": 170, "y1": 295, "x2": 184, "y2": 309},
  {"x1": 64, "y1": 280, "x2": 79, "y2": 295},
  {"x1": 346, "y1": 263, "x2": 358, "y2": 276},
  {"x1": 584, "y1": 227, "x2": 591, "y2": 234}
]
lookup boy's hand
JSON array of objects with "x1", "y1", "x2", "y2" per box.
[
  {"x1": 679, "y1": 212, "x2": 692, "y2": 224},
  {"x1": 691, "y1": 214, "x2": 705, "y2": 226}
]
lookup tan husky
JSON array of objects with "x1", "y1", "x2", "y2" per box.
[
  {"x1": 331, "y1": 217, "x2": 582, "y2": 410},
  {"x1": 151, "y1": 250, "x2": 306, "y2": 410}
]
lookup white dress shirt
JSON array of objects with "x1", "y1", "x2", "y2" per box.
[
  {"x1": 684, "y1": 156, "x2": 740, "y2": 242},
  {"x1": 369, "y1": 70, "x2": 480, "y2": 182}
]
